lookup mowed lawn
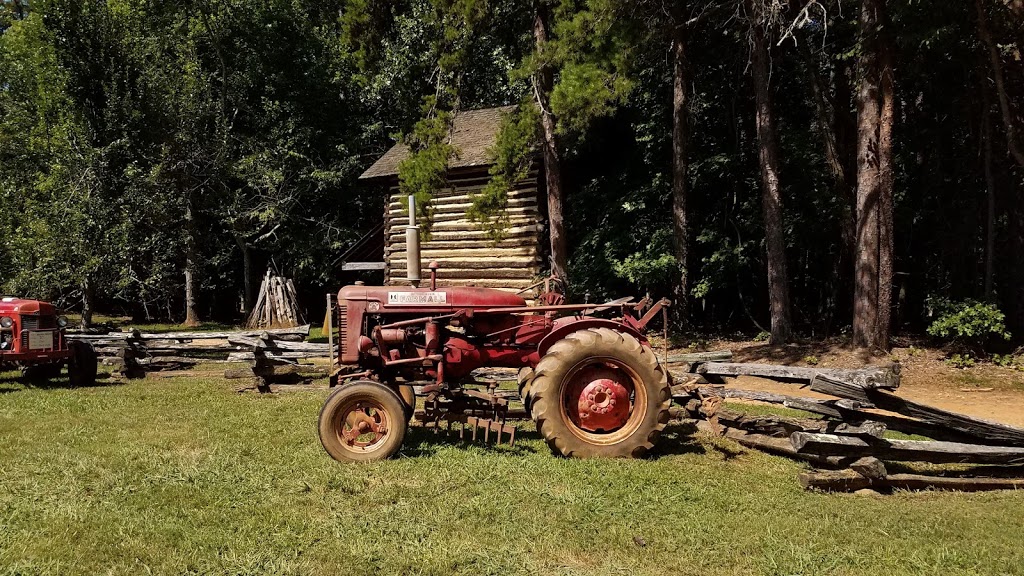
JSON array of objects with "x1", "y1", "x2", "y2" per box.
[{"x1": 2, "y1": 372, "x2": 1024, "y2": 576}]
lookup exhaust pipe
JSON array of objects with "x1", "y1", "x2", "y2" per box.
[{"x1": 406, "y1": 195, "x2": 422, "y2": 287}]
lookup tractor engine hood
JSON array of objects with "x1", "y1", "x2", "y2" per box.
[
  {"x1": 338, "y1": 285, "x2": 526, "y2": 311},
  {"x1": 0, "y1": 297, "x2": 57, "y2": 316}
]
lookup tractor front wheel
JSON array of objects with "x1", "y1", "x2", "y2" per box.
[
  {"x1": 68, "y1": 341, "x2": 98, "y2": 387},
  {"x1": 529, "y1": 327, "x2": 671, "y2": 458},
  {"x1": 319, "y1": 380, "x2": 408, "y2": 463}
]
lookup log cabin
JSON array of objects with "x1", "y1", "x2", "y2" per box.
[{"x1": 351, "y1": 106, "x2": 546, "y2": 294}]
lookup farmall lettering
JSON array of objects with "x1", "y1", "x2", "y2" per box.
[
  {"x1": 318, "y1": 195, "x2": 672, "y2": 463},
  {"x1": 387, "y1": 291, "x2": 447, "y2": 305}
]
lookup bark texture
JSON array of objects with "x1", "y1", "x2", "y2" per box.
[
  {"x1": 853, "y1": 0, "x2": 882, "y2": 349},
  {"x1": 876, "y1": 10, "x2": 895, "y2": 347},
  {"x1": 748, "y1": 1, "x2": 792, "y2": 343},
  {"x1": 184, "y1": 195, "x2": 201, "y2": 327},
  {"x1": 978, "y1": 0, "x2": 1024, "y2": 168},
  {"x1": 671, "y1": 3, "x2": 690, "y2": 327},
  {"x1": 533, "y1": 3, "x2": 568, "y2": 283}
]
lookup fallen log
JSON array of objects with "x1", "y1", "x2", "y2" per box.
[
  {"x1": 799, "y1": 469, "x2": 1024, "y2": 493},
  {"x1": 808, "y1": 376, "x2": 1024, "y2": 447},
  {"x1": 713, "y1": 408, "x2": 886, "y2": 439},
  {"x1": 227, "y1": 350, "x2": 328, "y2": 361},
  {"x1": 690, "y1": 387, "x2": 872, "y2": 419},
  {"x1": 695, "y1": 362, "x2": 900, "y2": 389},
  {"x1": 226, "y1": 336, "x2": 333, "y2": 353},
  {"x1": 714, "y1": 425, "x2": 853, "y2": 467},
  {"x1": 791, "y1": 432, "x2": 1024, "y2": 465},
  {"x1": 868, "y1": 389, "x2": 1024, "y2": 448},
  {"x1": 696, "y1": 386, "x2": 994, "y2": 444},
  {"x1": 810, "y1": 374, "x2": 872, "y2": 404},
  {"x1": 665, "y1": 351, "x2": 733, "y2": 365}
]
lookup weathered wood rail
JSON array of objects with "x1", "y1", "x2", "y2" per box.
[
  {"x1": 66, "y1": 325, "x2": 330, "y2": 377},
  {"x1": 675, "y1": 356, "x2": 1024, "y2": 493}
]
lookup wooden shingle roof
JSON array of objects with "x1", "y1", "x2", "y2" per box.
[{"x1": 359, "y1": 105, "x2": 516, "y2": 180}]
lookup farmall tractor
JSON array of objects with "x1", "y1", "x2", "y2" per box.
[
  {"x1": 319, "y1": 197, "x2": 673, "y2": 462},
  {"x1": 0, "y1": 297, "x2": 98, "y2": 385}
]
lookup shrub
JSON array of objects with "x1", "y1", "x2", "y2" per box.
[
  {"x1": 803, "y1": 355, "x2": 819, "y2": 366},
  {"x1": 753, "y1": 330, "x2": 771, "y2": 343},
  {"x1": 945, "y1": 353, "x2": 976, "y2": 369},
  {"x1": 925, "y1": 297, "x2": 1011, "y2": 351}
]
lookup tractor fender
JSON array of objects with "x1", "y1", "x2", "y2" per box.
[{"x1": 537, "y1": 317, "x2": 648, "y2": 357}]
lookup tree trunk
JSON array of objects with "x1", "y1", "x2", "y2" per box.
[
  {"x1": 799, "y1": 40, "x2": 857, "y2": 332},
  {"x1": 184, "y1": 196, "x2": 201, "y2": 327},
  {"x1": 978, "y1": 0, "x2": 1024, "y2": 169},
  {"x1": 671, "y1": 2, "x2": 690, "y2": 328},
  {"x1": 748, "y1": 1, "x2": 792, "y2": 344},
  {"x1": 81, "y1": 276, "x2": 95, "y2": 330},
  {"x1": 533, "y1": 2, "x2": 568, "y2": 283},
  {"x1": 235, "y1": 233, "x2": 254, "y2": 315},
  {"x1": 983, "y1": 92, "x2": 997, "y2": 301},
  {"x1": 853, "y1": 0, "x2": 882, "y2": 350},
  {"x1": 876, "y1": 4, "x2": 895, "y2": 349}
]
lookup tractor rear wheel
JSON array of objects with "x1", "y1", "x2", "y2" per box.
[
  {"x1": 517, "y1": 367, "x2": 535, "y2": 411},
  {"x1": 529, "y1": 327, "x2": 671, "y2": 458},
  {"x1": 397, "y1": 384, "x2": 417, "y2": 423},
  {"x1": 68, "y1": 341, "x2": 98, "y2": 387},
  {"x1": 319, "y1": 380, "x2": 407, "y2": 463}
]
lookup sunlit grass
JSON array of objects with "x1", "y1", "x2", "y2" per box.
[{"x1": 2, "y1": 371, "x2": 1024, "y2": 575}]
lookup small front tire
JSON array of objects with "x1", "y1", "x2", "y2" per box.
[{"x1": 319, "y1": 380, "x2": 408, "y2": 463}]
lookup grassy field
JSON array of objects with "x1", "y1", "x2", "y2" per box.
[{"x1": 2, "y1": 371, "x2": 1024, "y2": 576}]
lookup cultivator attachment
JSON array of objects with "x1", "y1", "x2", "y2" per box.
[{"x1": 421, "y1": 387, "x2": 517, "y2": 446}]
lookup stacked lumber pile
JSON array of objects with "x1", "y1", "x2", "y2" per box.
[
  {"x1": 245, "y1": 270, "x2": 304, "y2": 329},
  {"x1": 677, "y1": 359, "x2": 1024, "y2": 493},
  {"x1": 67, "y1": 325, "x2": 325, "y2": 377}
]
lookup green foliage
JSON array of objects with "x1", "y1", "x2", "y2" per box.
[
  {"x1": 468, "y1": 104, "x2": 539, "y2": 239},
  {"x1": 397, "y1": 101, "x2": 455, "y2": 229},
  {"x1": 753, "y1": 331, "x2": 771, "y2": 343},
  {"x1": 926, "y1": 297, "x2": 1011, "y2": 349},
  {"x1": 803, "y1": 355, "x2": 819, "y2": 366},
  {"x1": 992, "y1": 354, "x2": 1024, "y2": 370},
  {"x1": 945, "y1": 353, "x2": 976, "y2": 369}
]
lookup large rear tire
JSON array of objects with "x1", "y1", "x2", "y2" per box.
[
  {"x1": 529, "y1": 327, "x2": 670, "y2": 458},
  {"x1": 68, "y1": 341, "x2": 98, "y2": 387},
  {"x1": 517, "y1": 367, "x2": 535, "y2": 411},
  {"x1": 397, "y1": 384, "x2": 417, "y2": 423},
  {"x1": 319, "y1": 380, "x2": 408, "y2": 463}
]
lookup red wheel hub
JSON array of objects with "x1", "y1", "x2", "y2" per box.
[
  {"x1": 341, "y1": 402, "x2": 389, "y2": 448},
  {"x1": 567, "y1": 366, "x2": 632, "y2": 432}
]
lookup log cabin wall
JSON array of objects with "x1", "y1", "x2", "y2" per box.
[{"x1": 384, "y1": 166, "x2": 544, "y2": 293}]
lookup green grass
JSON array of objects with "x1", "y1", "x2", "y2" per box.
[{"x1": 2, "y1": 373, "x2": 1024, "y2": 575}]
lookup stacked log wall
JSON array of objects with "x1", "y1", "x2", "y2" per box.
[{"x1": 384, "y1": 168, "x2": 544, "y2": 292}]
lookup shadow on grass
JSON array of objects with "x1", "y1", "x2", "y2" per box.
[
  {"x1": 400, "y1": 425, "x2": 541, "y2": 458},
  {"x1": 647, "y1": 422, "x2": 708, "y2": 459},
  {"x1": 0, "y1": 372, "x2": 123, "y2": 393}
]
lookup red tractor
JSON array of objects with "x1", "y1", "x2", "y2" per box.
[
  {"x1": 0, "y1": 297, "x2": 98, "y2": 386},
  {"x1": 319, "y1": 197, "x2": 672, "y2": 462}
]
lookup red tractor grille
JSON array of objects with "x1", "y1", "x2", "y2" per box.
[
  {"x1": 337, "y1": 299, "x2": 348, "y2": 358},
  {"x1": 20, "y1": 314, "x2": 56, "y2": 331}
]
